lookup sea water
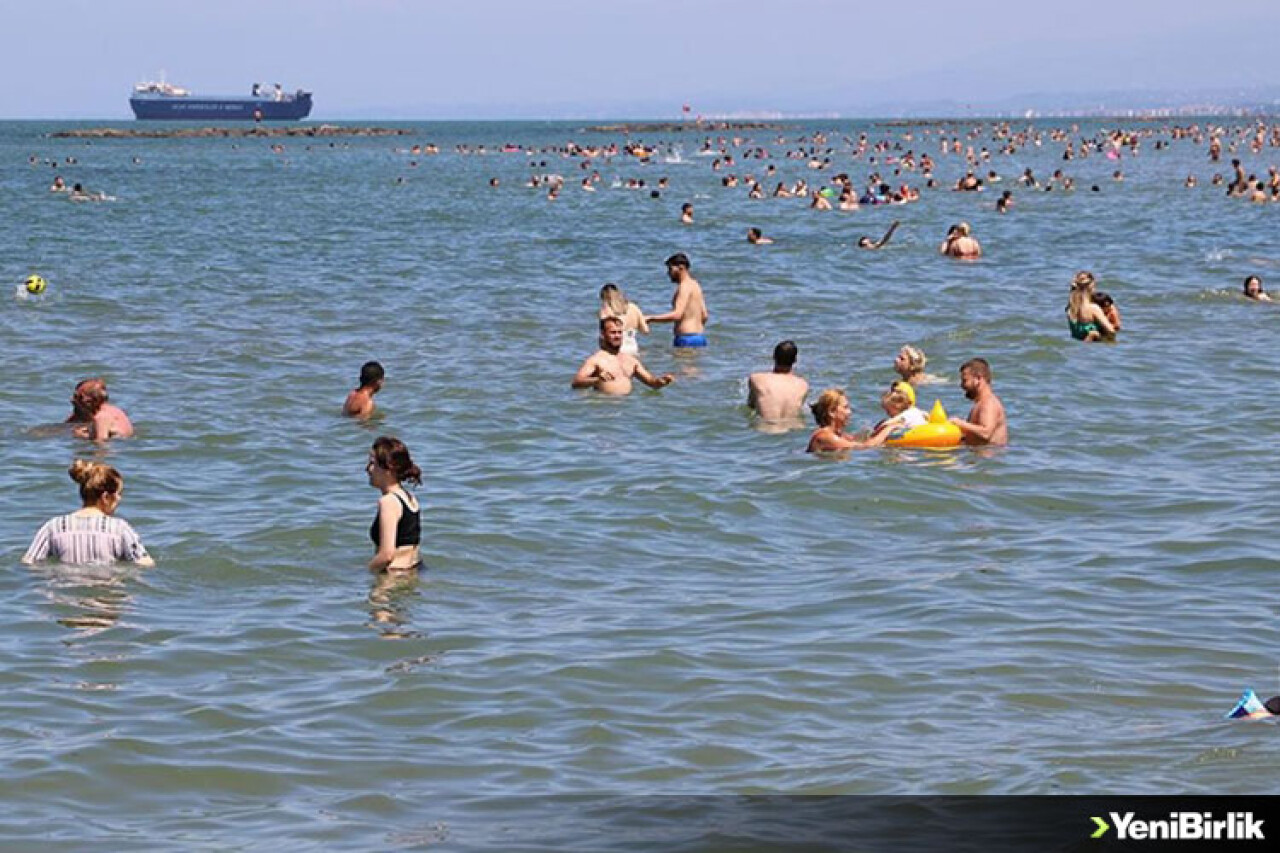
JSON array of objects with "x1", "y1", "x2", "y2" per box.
[{"x1": 2, "y1": 118, "x2": 1279, "y2": 848}]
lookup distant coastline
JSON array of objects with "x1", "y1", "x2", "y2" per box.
[{"x1": 49, "y1": 125, "x2": 412, "y2": 139}]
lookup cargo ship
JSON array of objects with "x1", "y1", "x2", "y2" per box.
[{"x1": 129, "y1": 79, "x2": 313, "y2": 121}]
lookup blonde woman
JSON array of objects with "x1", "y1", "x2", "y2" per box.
[
  {"x1": 598, "y1": 283, "x2": 648, "y2": 355},
  {"x1": 807, "y1": 389, "x2": 893, "y2": 453},
  {"x1": 22, "y1": 460, "x2": 154, "y2": 566},
  {"x1": 939, "y1": 221, "x2": 982, "y2": 258},
  {"x1": 1065, "y1": 271, "x2": 1116, "y2": 342}
]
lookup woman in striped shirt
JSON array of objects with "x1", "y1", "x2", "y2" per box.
[{"x1": 21, "y1": 460, "x2": 154, "y2": 567}]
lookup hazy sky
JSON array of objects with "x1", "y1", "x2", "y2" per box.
[{"x1": 3, "y1": 0, "x2": 1276, "y2": 118}]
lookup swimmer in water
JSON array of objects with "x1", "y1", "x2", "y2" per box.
[
  {"x1": 66, "y1": 377, "x2": 134, "y2": 441},
  {"x1": 939, "y1": 222, "x2": 981, "y2": 258},
  {"x1": 598, "y1": 283, "x2": 648, "y2": 355},
  {"x1": 1227, "y1": 689, "x2": 1280, "y2": 719},
  {"x1": 892, "y1": 344, "x2": 939, "y2": 392},
  {"x1": 366, "y1": 436, "x2": 422, "y2": 573},
  {"x1": 646, "y1": 253, "x2": 709, "y2": 348},
  {"x1": 857, "y1": 220, "x2": 899, "y2": 250},
  {"x1": 68, "y1": 183, "x2": 111, "y2": 202},
  {"x1": 1243, "y1": 275, "x2": 1272, "y2": 302},
  {"x1": 948, "y1": 358, "x2": 1009, "y2": 447},
  {"x1": 1093, "y1": 291, "x2": 1122, "y2": 329},
  {"x1": 806, "y1": 388, "x2": 893, "y2": 453},
  {"x1": 343, "y1": 361, "x2": 385, "y2": 419},
  {"x1": 572, "y1": 316, "x2": 674, "y2": 395},
  {"x1": 1065, "y1": 271, "x2": 1116, "y2": 342},
  {"x1": 21, "y1": 459, "x2": 154, "y2": 567},
  {"x1": 874, "y1": 385, "x2": 927, "y2": 433},
  {"x1": 747, "y1": 340, "x2": 809, "y2": 424},
  {"x1": 680, "y1": 202, "x2": 693, "y2": 224},
  {"x1": 747, "y1": 227, "x2": 773, "y2": 245}
]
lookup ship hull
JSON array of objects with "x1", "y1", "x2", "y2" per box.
[{"x1": 130, "y1": 94, "x2": 312, "y2": 121}]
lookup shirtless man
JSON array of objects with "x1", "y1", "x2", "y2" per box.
[
  {"x1": 949, "y1": 358, "x2": 1008, "y2": 446},
  {"x1": 66, "y1": 377, "x2": 134, "y2": 441},
  {"x1": 646, "y1": 253, "x2": 709, "y2": 347},
  {"x1": 939, "y1": 222, "x2": 982, "y2": 258},
  {"x1": 747, "y1": 340, "x2": 809, "y2": 423},
  {"x1": 571, "y1": 317, "x2": 674, "y2": 395},
  {"x1": 343, "y1": 360, "x2": 385, "y2": 419}
]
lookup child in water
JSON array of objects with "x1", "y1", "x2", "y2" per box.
[
  {"x1": 1093, "y1": 291, "x2": 1122, "y2": 330},
  {"x1": 875, "y1": 386, "x2": 928, "y2": 435}
]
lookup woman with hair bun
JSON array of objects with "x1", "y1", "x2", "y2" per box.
[
  {"x1": 366, "y1": 436, "x2": 422, "y2": 572},
  {"x1": 21, "y1": 460, "x2": 154, "y2": 566}
]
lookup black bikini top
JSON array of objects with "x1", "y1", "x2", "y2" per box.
[{"x1": 370, "y1": 491, "x2": 420, "y2": 548}]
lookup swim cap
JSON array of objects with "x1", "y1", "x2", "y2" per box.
[
  {"x1": 24, "y1": 274, "x2": 46, "y2": 294},
  {"x1": 893, "y1": 380, "x2": 916, "y2": 406}
]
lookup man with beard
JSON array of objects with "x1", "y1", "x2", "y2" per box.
[
  {"x1": 571, "y1": 316, "x2": 674, "y2": 395},
  {"x1": 949, "y1": 358, "x2": 1008, "y2": 446}
]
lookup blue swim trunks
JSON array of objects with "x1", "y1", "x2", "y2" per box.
[{"x1": 673, "y1": 333, "x2": 708, "y2": 348}]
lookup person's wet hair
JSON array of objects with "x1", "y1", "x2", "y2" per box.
[
  {"x1": 773, "y1": 340, "x2": 797, "y2": 368},
  {"x1": 69, "y1": 459, "x2": 123, "y2": 506},
  {"x1": 370, "y1": 436, "x2": 422, "y2": 486},
  {"x1": 960, "y1": 357, "x2": 992, "y2": 383},
  {"x1": 665, "y1": 252, "x2": 690, "y2": 270},
  {"x1": 810, "y1": 389, "x2": 846, "y2": 427},
  {"x1": 359, "y1": 361, "x2": 385, "y2": 388}
]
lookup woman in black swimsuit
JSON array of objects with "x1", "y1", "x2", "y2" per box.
[{"x1": 366, "y1": 436, "x2": 422, "y2": 572}]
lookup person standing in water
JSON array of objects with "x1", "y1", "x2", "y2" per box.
[
  {"x1": 1065, "y1": 271, "x2": 1116, "y2": 342},
  {"x1": 806, "y1": 389, "x2": 893, "y2": 453},
  {"x1": 646, "y1": 253, "x2": 709, "y2": 348},
  {"x1": 344, "y1": 361, "x2": 385, "y2": 419},
  {"x1": 22, "y1": 460, "x2": 154, "y2": 567},
  {"x1": 597, "y1": 283, "x2": 649, "y2": 355},
  {"x1": 66, "y1": 378, "x2": 134, "y2": 441},
  {"x1": 949, "y1": 358, "x2": 1008, "y2": 446},
  {"x1": 747, "y1": 340, "x2": 809, "y2": 424},
  {"x1": 939, "y1": 222, "x2": 982, "y2": 258},
  {"x1": 572, "y1": 316, "x2": 674, "y2": 395},
  {"x1": 366, "y1": 436, "x2": 422, "y2": 573}
]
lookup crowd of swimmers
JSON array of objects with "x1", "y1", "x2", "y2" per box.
[{"x1": 19, "y1": 119, "x2": 1277, "y2": 580}]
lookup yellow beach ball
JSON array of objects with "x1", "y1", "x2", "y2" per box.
[{"x1": 24, "y1": 274, "x2": 47, "y2": 295}]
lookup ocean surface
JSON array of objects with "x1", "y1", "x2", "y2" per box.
[{"x1": 2, "y1": 117, "x2": 1278, "y2": 848}]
